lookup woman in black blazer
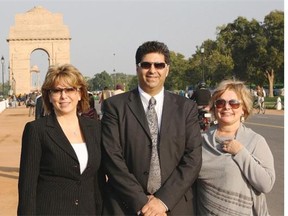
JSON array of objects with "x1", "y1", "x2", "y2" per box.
[{"x1": 18, "y1": 64, "x2": 104, "y2": 215}]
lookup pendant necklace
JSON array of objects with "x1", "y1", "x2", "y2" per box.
[{"x1": 70, "y1": 127, "x2": 78, "y2": 136}]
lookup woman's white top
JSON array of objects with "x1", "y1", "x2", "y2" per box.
[{"x1": 71, "y1": 143, "x2": 88, "y2": 174}]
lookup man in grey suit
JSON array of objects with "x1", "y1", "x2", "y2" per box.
[{"x1": 101, "y1": 41, "x2": 202, "y2": 215}]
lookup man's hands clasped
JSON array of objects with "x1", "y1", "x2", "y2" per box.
[{"x1": 140, "y1": 195, "x2": 167, "y2": 216}]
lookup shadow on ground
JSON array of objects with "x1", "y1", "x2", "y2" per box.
[
  {"x1": 0, "y1": 166, "x2": 19, "y2": 180},
  {"x1": 7, "y1": 113, "x2": 28, "y2": 117}
]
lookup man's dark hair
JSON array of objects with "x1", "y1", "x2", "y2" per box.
[{"x1": 135, "y1": 41, "x2": 170, "y2": 65}]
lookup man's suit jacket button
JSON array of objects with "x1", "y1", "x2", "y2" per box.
[
  {"x1": 73, "y1": 165, "x2": 78, "y2": 168},
  {"x1": 143, "y1": 171, "x2": 149, "y2": 175},
  {"x1": 75, "y1": 199, "x2": 79, "y2": 205}
]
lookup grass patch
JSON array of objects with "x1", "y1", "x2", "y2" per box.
[
  {"x1": 264, "y1": 96, "x2": 284, "y2": 109},
  {"x1": 253, "y1": 96, "x2": 284, "y2": 109}
]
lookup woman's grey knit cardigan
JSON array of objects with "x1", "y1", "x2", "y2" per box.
[{"x1": 196, "y1": 124, "x2": 275, "y2": 216}]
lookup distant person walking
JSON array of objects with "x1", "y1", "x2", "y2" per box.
[
  {"x1": 112, "y1": 83, "x2": 125, "y2": 96},
  {"x1": 26, "y1": 92, "x2": 36, "y2": 117},
  {"x1": 35, "y1": 94, "x2": 44, "y2": 119},
  {"x1": 11, "y1": 94, "x2": 18, "y2": 108},
  {"x1": 99, "y1": 86, "x2": 111, "y2": 113},
  {"x1": 81, "y1": 93, "x2": 99, "y2": 120},
  {"x1": 190, "y1": 82, "x2": 211, "y2": 111},
  {"x1": 255, "y1": 85, "x2": 266, "y2": 114}
]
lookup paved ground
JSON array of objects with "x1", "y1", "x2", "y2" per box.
[
  {"x1": 0, "y1": 105, "x2": 33, "y2": 216},
  {"x1": 0, "y1": 105, "x2": 284, "y2": 216}
]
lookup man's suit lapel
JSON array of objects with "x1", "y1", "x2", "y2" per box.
[
  {"x1": 46, "y1": 114, "x2": 78, "y2": 161},
  {"x1": 160, "y1": 91, "x2": 178, "y2": 139},
  {"x1": 127, "y1": 89, "x2": 151, "y2": 138}
]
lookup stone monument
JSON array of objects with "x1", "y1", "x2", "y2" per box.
[{"x1": 7, "y1": 6, "x2": 71, "y2": 94}]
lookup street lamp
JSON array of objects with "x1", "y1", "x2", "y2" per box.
[
  {"x1": 8, "y1": 64, "x2": 12, "y2": 95},
  {"x1": 113, "y1": 53, "x2": 116, "y2": 87},
  {"x1": 200, "y1": 48, "x2": 205, "y2": 82},
  {"x1": 12, "y1": 71, "x2": 16, "y2": 94},
  {"x1": 1, "y1": 56, "x2": 4, "y2": 95}
]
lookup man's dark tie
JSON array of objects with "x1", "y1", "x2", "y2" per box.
[{"x1": 146, "y1": 97, "x2": 161, "y2": 194}]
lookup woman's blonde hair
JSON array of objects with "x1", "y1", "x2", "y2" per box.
[
  {"x1": 210, "y1": 79, "x2": 253, "y2": 120},
  {"x1": 41, "y1": 64, "x2": 89, "y2": 115}
]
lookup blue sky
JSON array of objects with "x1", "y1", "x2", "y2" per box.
[{"x1": 0, "y1": 0, "x2": 284, "y2": 84}]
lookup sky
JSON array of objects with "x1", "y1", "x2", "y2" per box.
[{"x1": 0, "y1": 0, "x2": 284, "y2": 85}]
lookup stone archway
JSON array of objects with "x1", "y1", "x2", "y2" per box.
[{"x1": 7, "y1": 6, "x2": 71, "y2": 94}]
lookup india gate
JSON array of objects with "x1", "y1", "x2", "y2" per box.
[{"x1": 7, "y1": 6, "x2": 71, "y2": 94}]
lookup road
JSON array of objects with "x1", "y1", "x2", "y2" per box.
[{"x1": 245, "y1": 113, "x2": 284, "y2": 216}]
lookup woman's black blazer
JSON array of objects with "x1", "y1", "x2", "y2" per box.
[{"x1": 17, "y1": 114, "x2": 104, "y2": 215}]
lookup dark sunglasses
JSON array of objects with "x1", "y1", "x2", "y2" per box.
[
  {"x1": 215, "y1": 99, "x2": 241, "y2": 109},
  {"x1": 138, "y1": 62, "x2": 167, "y2": 70}
]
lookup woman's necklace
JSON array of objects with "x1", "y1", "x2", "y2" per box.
[
  {"x1": 70, "y1": 127, "x2": 79, "y2": 136},
  {"x1": 61, "y1": 123, "x2": 79, "y2": 137},
  {"x1": 59, "y1": 116, "x2": 79, "y2": 137},
  {"x1": 72, "y1": 130, "x2": 77, "y2": 136}
]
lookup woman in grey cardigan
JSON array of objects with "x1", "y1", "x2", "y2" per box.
[{"x1": 196, "y1": 79, "x2": 275, "y2": 216}]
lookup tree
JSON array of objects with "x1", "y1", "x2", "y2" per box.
[
  {"x1": 90, "y1": 71, "x2": 113, "y2": 91},
  {"x1": 262, "y1": 10, "x2": 284, "y2": 96},
  {"x1": 218, "y1": 17, "x2": 261, "y2": 82},
  {"x1": 86, "y1": 11, "x2": 283, "y2": 95},
  {"x1": 187, "y1": 40, "x2": 234, "y2": 87},
  {"x1": 165, "y1": 51, "x2": 190, "y2": 90},
  {"x1": 127, "y1": 75, "x2": 138, "y2": 90},
  {"x1": 217, "y1": 11, "x2": 284, "y2": 96}
]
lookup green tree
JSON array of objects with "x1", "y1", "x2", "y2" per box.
[
  {"x1": 217, "y1": 11, "x2": 284, "y2": 96},
  {"x1": 165, "y1": 51, "x2": 190, "y2": 90},
  {"x1": 110, "y1": 72, "x2": 134, "y2": 91},
  {"x1": 90, "y1": 71, "x2": 113, "y2": 90},
  {"x1": 261, "y1": 10, "x2": 284, "y2": 96},
  {"x1": 187, "y1": 40, "x2": 234, "y2": 87},
  {"x1": 218, "y1": 17, "x2": 260, "y2": 81},
  {"x1": 87, "y1": 11, "x2": 283, "y2": 95},
  {"x1": 127, "y1": 75, "x2": 138, "y2": 90}
]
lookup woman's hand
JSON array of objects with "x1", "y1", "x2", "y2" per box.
[{"x1": 222, "y1": 139, "x2": 243, "y2": 155}]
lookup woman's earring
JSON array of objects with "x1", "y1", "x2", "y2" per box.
[{"x1": 240, "y1": 114, "x2": 245, "y2": 123}]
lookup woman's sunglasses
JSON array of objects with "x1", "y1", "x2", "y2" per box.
[
  {"x1": 214, "y1": 99, "x2": 241, "y2": 109},
  {"x1": 137, "y1": 62, "x2": 167, "y2": 70}
]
